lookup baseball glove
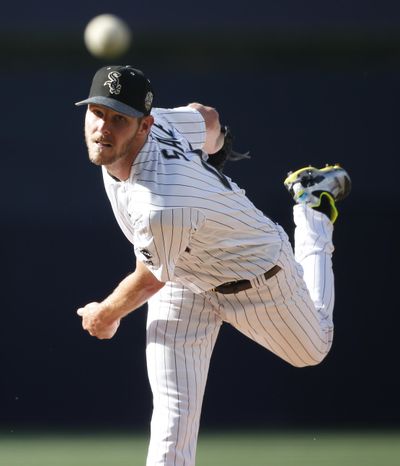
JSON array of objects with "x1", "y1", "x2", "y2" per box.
[{"x1": 207, "y1": 126, "x2": 250, "y2": 173}]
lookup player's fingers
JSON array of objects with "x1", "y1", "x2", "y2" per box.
[
  {"x1": 96, "y1": 322, "x2": 119, "y2": 340},
  {"x1": 77, "y1": 313, "x2": 92, "y2": 333},
  {"x1": 80, "y1": 319, "x2": 89, "y2": 331},
  {"x1": 97, "y1": 330, "x2": 114, "y2": 340},
  {"x1": 83, "y1": 322, "x2": 96, "y2": 336}
]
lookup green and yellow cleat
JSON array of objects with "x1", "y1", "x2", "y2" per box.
[{"x1": 284, "y1": 164, "x2": 351, "y2": 223}]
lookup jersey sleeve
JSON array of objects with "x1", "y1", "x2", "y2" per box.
[
  {"x1": 132, "y1": 208, "x2": 206, "y2": 282},
  {"x1": 151, "y1": 107, "x2": 206, "y2": 149}
]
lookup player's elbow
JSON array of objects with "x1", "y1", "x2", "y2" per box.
[
  {"x1": 188, "y1": 102, "x2": 222, "y2": 153},
  {"x1": 188, "y1": 102, "x2": 221, "y2": 133},
  {"x1": 290, "y1": 350, "x2": 330, "y2": 368}
]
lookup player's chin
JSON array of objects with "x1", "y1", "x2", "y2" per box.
[
  {"x1": 89, "y1": 149, "x2": 121, "y2": 167},
  {"x1": 88, "y1": 152, "x2": 110, "y2": 166},
  {"x1": 89, "y1": 155, "x2": 103, "y2": 166}
]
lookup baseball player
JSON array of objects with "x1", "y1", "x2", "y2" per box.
[{"x1": 75, "y1": 65, "x2": 351, "y2": 466}]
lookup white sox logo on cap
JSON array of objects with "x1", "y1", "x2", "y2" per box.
[{"x1": 104, "y1": 71, "x2": 122, "y2": 95}]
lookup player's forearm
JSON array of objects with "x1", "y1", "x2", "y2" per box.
[{"x1": 101, "y1": 263, "x2": 165, "y2": 322}]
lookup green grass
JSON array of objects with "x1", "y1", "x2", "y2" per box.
[
  {"x1": 0, "y1": 430, "x2": 399, "y2": 466},
  {"x1": 198, "y1": 431, "x2": 400, "y2": 466}
]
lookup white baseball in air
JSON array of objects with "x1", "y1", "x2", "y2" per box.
[{"x1": 84, "y1": 14, "x2": 132, "y2": 59}]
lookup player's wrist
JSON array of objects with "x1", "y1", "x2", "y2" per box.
[{"x1": 99, "y1": 298, "x2": 123, "y2": 324}]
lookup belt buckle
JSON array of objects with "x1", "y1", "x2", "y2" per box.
[{"x1": 214, "y1": 279, "x2": 249, "y2": 294}]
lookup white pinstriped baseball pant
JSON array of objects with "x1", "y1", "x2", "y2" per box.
[{"x1": 145, "y1": 204, "x2": 334, "y2": 466}]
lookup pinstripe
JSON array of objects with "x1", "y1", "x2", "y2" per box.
[
  {"x1": 199, "y1": 250, "x2": 243, "y2": 279},
  {"x1": 280, "y1": 237, "x2": 330, "y2": 343},
  {"x1": 242, "y1": 288, "x2": 297, "y2": 365},
  {"x1": 320, "y1": 253, "x2": 327, "y2": 310},
  {"x1": 162, "y1": 287, "x2": 173, "y2": 464},
  {"x1": 177, "y1": 209, "x2": 184, "y2": 262},
  {"x1": 214, "y1": 292, "x2": 240, "y2": 328},
  {"x1": 253, "y1": 284, "x2": 311, "y2": 366},
  {"x1": 159, "y1": 211, "x2": 168, "y2": 280},
  {"x1": 249, "y1": 286, "x2": 301, "y2": 365},
  {"x1": 275, "y1": 274, "x2": 325, "y2": 359},
  {"x1": 183, "y1": 292, "x2": 208, "y2": 465},
  {"x1": 175, "y1": 260, "x2": 222, "y2": 285},
  {"x1": 275, "y1": 269, "x2": 326, "y2": 349},
  {"x1": 252, "y1": 289, "x2": 298, "y2": 366},
  {"x1": 282, "y1": 259, "x2": 321, "y2": 329},
  {"x1": 146, "y1": 210, "x2": 162, "y2": 269},
  {"x1": 278, "y1": 236, "x2": 322, "y2": 329},
  {"x1": 232, "y1": 294, "x2": 259, "y2": 340},
  {"x1": 180, "y1": 291, "x2": 194, "y2": 465},
  {"x1": 171, "y1": 287, "x2": 184, "y2": 466},
  {"x1": 186, "y1": 296, "x2": 205, "y2": 463}
]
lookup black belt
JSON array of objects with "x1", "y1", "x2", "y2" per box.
[{"x1": 212, "y1": 265, "x2": 282, "y2": 294}]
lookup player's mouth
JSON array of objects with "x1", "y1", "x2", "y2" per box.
[{"x1": 94, "y1": 139, "x2": 113, "y2": 148}]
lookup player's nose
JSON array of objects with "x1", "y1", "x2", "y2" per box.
[{"x1": 96, "y1": 117, "x2": 112, "y2": 134}]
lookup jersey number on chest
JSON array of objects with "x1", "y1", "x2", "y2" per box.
[{"x1": 154, "y1": 129, "x2": 232, "y2": 191}]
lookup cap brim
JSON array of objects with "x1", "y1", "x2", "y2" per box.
[{"x1": 75, "y1": 96, "x2": 144, "y2": 118}]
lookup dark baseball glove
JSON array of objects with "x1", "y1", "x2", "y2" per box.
[{"x1": 207, "y1": 126, "x2": 250, "y2": 173}]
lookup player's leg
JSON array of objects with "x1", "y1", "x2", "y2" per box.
[
  {"x1": 210, "y1": 164, "x2": 350, "y2": 367},
  {"x1": 209, "y1": 229, "x2": 332, "y2": 367},
  {"x1": 285, "y1": 163, "x2": 351, "y2": 343},
  {"x1": 145, "y1": 281, "x2": 222, "y2": 466},
  {"x1": 292, "y1": 204, "x2": 335, "y2": 339}
]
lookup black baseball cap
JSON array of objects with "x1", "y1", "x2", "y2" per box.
[{"x1": 75, "y1": 65, "x2": 154, "y2": 117}]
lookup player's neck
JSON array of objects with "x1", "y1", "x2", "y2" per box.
[
  {"x1": 106, "y1": 139, "x2": 146, "y2": 181},
  {"x1": 105, "y1": 153, "x2": 135, "y2": 181}
]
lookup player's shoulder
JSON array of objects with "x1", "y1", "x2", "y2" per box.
[
  {"x1": 151, "y1": 106, "x2": 206, "y2": 150},
  {"x1": 151, "y1": 106, "x2": 203, "y2": 124}
]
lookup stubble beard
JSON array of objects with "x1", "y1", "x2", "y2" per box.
[{"x1": 85, "y1": 129, "x2": 138, "y2": 167}]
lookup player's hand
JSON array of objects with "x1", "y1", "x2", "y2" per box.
[{"x1": 77, "y1": 302, "x2": 120, "y2": 340}]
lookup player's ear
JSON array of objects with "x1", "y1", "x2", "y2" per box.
[{"x1": 139, "y1": 115, "x2": 154, "y2": 135}]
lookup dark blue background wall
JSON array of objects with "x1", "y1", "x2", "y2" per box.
[{"x1": 1, "y1": 1, "x2": 399, "y2": 430}]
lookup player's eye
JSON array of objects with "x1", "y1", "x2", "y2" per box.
[
  {"x1": 114, "y1": 114, "x2": 126, "y2": 123},
  {"x1": 92, "y1": 108, "x2": 103, "y2": 118}
]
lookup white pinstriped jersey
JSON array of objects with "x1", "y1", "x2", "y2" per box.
[{"x1": 103, "y1": 106, "x2": 282, "y2": 293}]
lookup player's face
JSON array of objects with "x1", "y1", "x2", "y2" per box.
[{"x1": 84, "y1": 104, "x2": 141, "y2": 166}]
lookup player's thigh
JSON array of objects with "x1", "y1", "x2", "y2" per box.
[
  {"x1": 214, "y1": 271, "x2": 328, "y2": 367},
  {"x1": 146, "y1": 282, "x2": 223, "y2": 390},
  {"x1": 147, "y1": 281, "x2": 222, "y2": 349}
]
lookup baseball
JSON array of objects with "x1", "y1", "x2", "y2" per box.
[{"x1": 84, "y1": 14, "x2": 132, "y2": 59}]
